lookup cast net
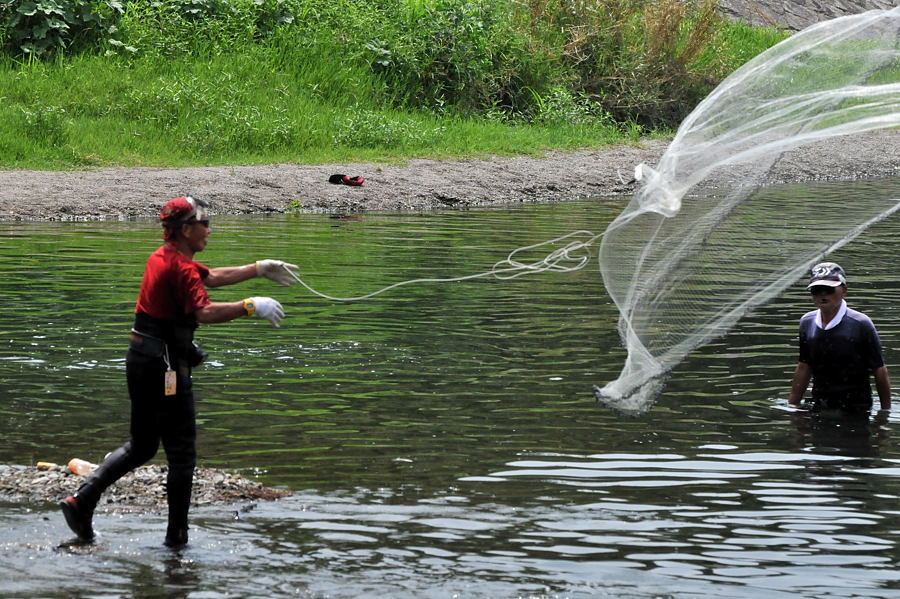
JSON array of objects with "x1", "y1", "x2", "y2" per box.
[{"x1": 595, "y1": 7, "x2": 900, "y2": 414}]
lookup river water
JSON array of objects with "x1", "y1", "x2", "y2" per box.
[{"x1": 1, "y1": 178, "x2": 899, "y2": 598}]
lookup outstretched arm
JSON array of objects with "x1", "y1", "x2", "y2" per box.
[
  {"x1": 789, "y1": 362, "x2": 812, "y2": 406},
  {"x1": 204, "y1": 264, "x2": 257, "y2": 288},
  {"x1": 205, "y1": 260, "x2": 301, "y2": 288},
  {"x1": 874, "y1": 366, "x2": 891, "y2": 410}
]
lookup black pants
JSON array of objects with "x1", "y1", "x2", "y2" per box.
[{"x1": 76, "y1": 348, "x2": 197, "y2": 529}]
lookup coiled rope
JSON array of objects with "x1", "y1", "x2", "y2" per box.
[{"x1": 287, "y1": 230, "x2": 604, "y2": 302}]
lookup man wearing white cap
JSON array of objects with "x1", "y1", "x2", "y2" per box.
[
  {"x1": 788, "y1": 261, "x2": 891, "y2": 413},
  {"x1": 60, "y1": 194, "x2": 301, "y2": 548}
]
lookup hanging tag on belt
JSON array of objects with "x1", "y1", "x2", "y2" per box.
[
  {"x1": 163, "y1": 345, "x2": 177, "y2": 396},
  {"x1": 164, "y1": 370, "x2": 177, "y2": 396}
]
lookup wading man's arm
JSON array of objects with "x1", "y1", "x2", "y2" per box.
[
  {"x1": 789, "y1": 362, "x2": 812, "y2": 406},
  {"x1": 874, "y1": 365, "x2": 891, "y2": 410}
]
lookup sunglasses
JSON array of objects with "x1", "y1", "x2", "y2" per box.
[
  {"x1": 189, "y1": 219, "x2": 210, "y2": 228},
  {"x1": 809, "y1": 286, "x2": 836, "y2": 295}
]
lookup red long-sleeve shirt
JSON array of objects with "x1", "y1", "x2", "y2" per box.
[{"x1": 134, "y1": 242, "x2": 211, "y2": 323}]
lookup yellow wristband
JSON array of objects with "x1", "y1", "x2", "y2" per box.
[{"x1": 242, "y1": 298, "x2": 256, "y2": 316}]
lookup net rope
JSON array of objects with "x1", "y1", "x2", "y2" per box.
[{"x1": 292, "y1": 230, "x2": 604, "y2": 302}]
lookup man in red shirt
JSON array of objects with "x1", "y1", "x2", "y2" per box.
[{"x1": 60, "y1": 195, "x2": 300, "y2": 548}]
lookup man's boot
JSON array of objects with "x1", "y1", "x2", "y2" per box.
[
  {"x1": 59, "y1": 495, "x2": 95, "y2": 541},
  {"x1": 164, "y1": 460, "x2": 193, "y2": 548},
  {"x1": 59, "y1": 444, "x2": 139, "y2": 542},
  {"x1": 164, "y1": 523, "x2": 189, "y2": 548}
]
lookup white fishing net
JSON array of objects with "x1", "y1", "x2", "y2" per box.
[{"x1": 595, "y1": 7, "x2": 900, "y2": 414}]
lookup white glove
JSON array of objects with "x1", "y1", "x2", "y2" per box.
[
  {"x1": 256, "y1": 259, "x2": 301, "y2": 286},
  {"x1": 243, "y1": 297, "x2": 285, "y2": 327}
]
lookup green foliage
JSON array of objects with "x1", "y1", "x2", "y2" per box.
[
  {"x1": 0, "y1": 0, "x2": 124, "y2": 57},
  {"x1": 697, "y1": 18, "x2": 789, "y2": 70},
  {"x1": 0, "y1": 0, "x2": 786, "y2": 128},
  {"x1": 363, "y1": 0, "x2": 561, "y2": 115},
  {"x1": 526, "y1": 86, "x2": 613, "y2": 126},
  {"x1": 525, "y1": 0, "x2": 729, "y2": 127},
  {"x1": 0, "y1": 0, "x2": 790, "y2": 167},
  {"x1": 114, "y1": 0, "x2": 294, "y2": 57}
]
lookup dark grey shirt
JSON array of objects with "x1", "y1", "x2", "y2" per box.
[{"x1": 799, "y1": 303, "x2": 885, "y2": 411}]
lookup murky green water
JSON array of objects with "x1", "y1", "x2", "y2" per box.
[{"x1": 1, "y1": 178, "x2": 899, "y2": 598}]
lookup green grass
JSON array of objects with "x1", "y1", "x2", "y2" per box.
[
  {"x1": 0, "y1": 49, "x2": 637, "y2": 169},
  {"x1": 0, "y1": 0, "x2": 788, "y2": 170},
  {"x1": 693, "y1": 19, "x2": 789, "y2": 72}
]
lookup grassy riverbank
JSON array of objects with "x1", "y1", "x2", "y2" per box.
[{"x1": 0, "y1": 0, "x2": 787, "y2": 170}]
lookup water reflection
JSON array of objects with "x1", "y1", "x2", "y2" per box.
[
  {"x1": 789, "y1": 408, "x2": 891, "y2": 457},
  {"x1": 130, "y1": 556, "x2": 203, "y2": 599},
  {"x1": 0, "y1": 179, "x2": 899, "y2": 598}
]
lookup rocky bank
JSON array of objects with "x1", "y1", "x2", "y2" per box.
[{"x1": 720, "y1": 0, "x2": 897, "y2": 31}]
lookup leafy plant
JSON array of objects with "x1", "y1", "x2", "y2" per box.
[
  {"x1": 113, "y1": 0, "x2": 294, "y2": 57},
  {"x1": 1, "y1": 0, "x2": 124, "y2": 57}
]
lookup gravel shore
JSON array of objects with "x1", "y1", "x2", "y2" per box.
[
  {"x1": 1, "y1": 130, "x2": 897, "y2": 222},
  {"x1": 0, "y1": 141, "x2": 669, "y2": 221},
  {"x1": 0, "y1": 463, "x2": 290, "y2": 511}
]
